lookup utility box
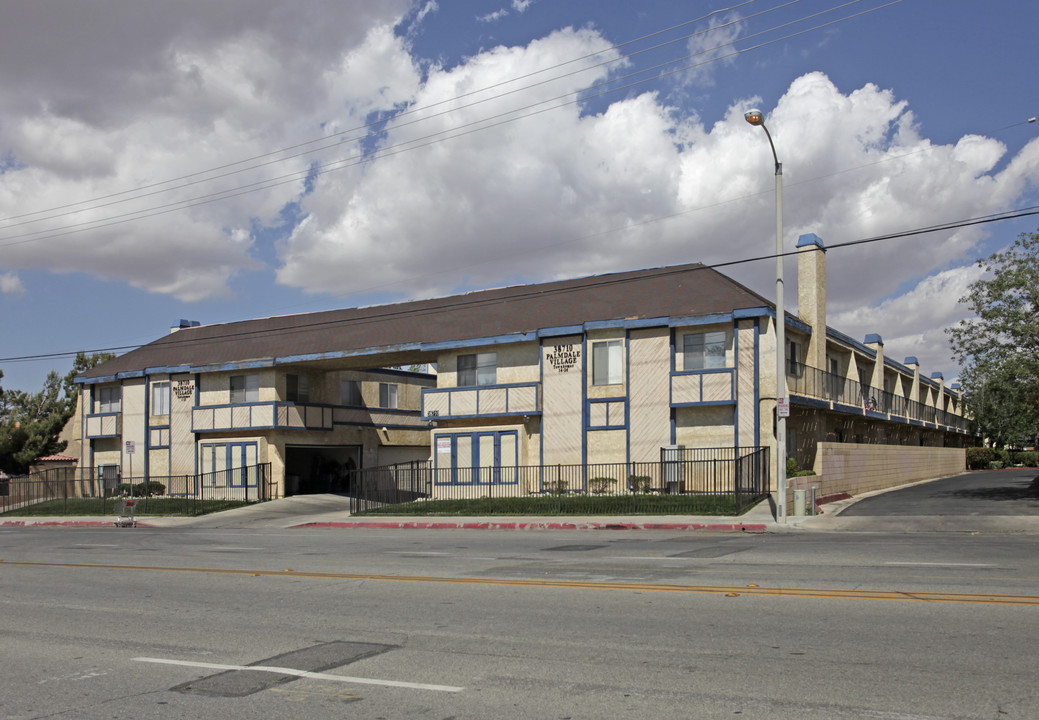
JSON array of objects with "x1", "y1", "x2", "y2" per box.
[{"x1": 662, "y1": 445, "x2": 685, "y2": 494}]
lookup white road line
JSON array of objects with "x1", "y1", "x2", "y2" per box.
[
  {"x1": 133, "y1": 657, "x2": 464, "y2": 693},
  {"x1": 884, "y1": 562, "x2": 997, "y2": 568},
  {"x1": 387, "y1": 551, "x2": 452, "y2": 556}
]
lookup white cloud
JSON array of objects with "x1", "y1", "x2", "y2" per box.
[
  {"x1": 0, "y1": 271, "x2": 25, "y2": 297},
  {"x1": 478, "y1": 9, "x2": 510, "y2": 23},
  {"x1": 2, "y1": 6, "x2": 1038, "y2": 382},
  {"x1": 828, "y1": 264, "x2": 986, "y2": 376},
  {"x1": 683, "y1": 12, "x2": 744, "y2": 87}
]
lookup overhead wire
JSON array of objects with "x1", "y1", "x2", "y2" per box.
[
  {"x1": 0, "y1": 0, "x2": 773, "y2": 227},
  {"x1": 2, "y1": 204, "x2": 1036, "y2": 366},
  {"x1": 0, "y1": 0, "x2": 898, "y2": 248}
]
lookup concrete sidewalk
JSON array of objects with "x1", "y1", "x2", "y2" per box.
[{"x1": 0, "y1": 493, "x2": 780, "y2": 532}]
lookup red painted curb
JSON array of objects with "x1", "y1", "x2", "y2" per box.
[{"x1": 294, "y1": 520, "x2": 768, "y2": 532}]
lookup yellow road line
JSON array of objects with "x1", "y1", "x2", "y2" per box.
[{"x1": 3, "y1": 559, "x2": 1038, "y2": 606}]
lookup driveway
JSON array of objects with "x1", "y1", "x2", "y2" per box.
[{"x1": 840, "y1": 468, "x2": 1039, "y2": 517}]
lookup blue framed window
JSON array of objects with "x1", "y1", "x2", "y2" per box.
[{"x1": 434, "y1": 431, "x2": 518, "y2": 485}]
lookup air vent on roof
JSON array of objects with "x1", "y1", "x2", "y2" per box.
[{"x1": 170, "y1": 319, "x2": 201, "y2": 334}]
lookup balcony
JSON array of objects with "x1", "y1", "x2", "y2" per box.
[
  {"x1": 670, "y1": 368, "x2": 735, "y2": 406},
  {"x1": 193, "y1": 402, "x2": 331, "y2": 433},
  {"x1": 85, "y1": 412, "x2": 121, "y2": 438},
  {"x1": 422, "y1": 382, "x2": 540, "y2": 421},
  {"x1": 787, "y1": 362, "x2": 970, "y2": 432}
]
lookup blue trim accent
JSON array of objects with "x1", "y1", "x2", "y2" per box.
[
  {"x1": 586, "y1": 397, "x2": 628, "y2": 431},
  {"x1": 733, "y1": 307, "x2": 771, "y2": 319},
  {"x1": 432, "y1": 430, "x2": 521, "y2": 486},
  {"x1": 930, "y1": 372, "x2": 944, "y2": 380},
  {"x1": 669, "y1": 312, "x2": 733, "y2": 327},
  {"x1": 834, "y1": 402, "x2": 865, "y2": 415},
  {"x1": 733, "y1": 320, "x2": 739, "y2": 448},
  {"x1": 421, "y1": 382, "x2": 540, "y2": 420},
  {"x1": 672, "y1": 400, "x2": 736, "y2": 408},
  {"x1": 624, "y1": 330, "x2": 631, "y2": 467},
  {"x1": 421, "y1": 333, "x2": 537, "y2": 352},
  {"x1": 796, "y1": 232, "x2": 826, "y2": 249},
  {"x1": 754, "y1": 318, "x2": 760, "y2": 448},
  {"x1": 904, "y1": 356, "x2": 919, "y2": 365},
  {"x1": 538, "y1": 325, "x2": 584, "y2": 338},
  {"x1": 581, "y1": 335, "x2": 588, "y2": 468},
  {"x1": 864, "y1": 409, "x2": 887, "y2": 420},
  {"x1": 884, "y1": 357, "x2": 913, "y2": 375},
  {"x1": 826, "y1": 328, "x2": 878, "y2": 358},
  {"x1": 669, "y1": 328, "x2": 676, "y2": 445},
  {"x1": 864, "y1": 333, "x2": 884, "y2": 346},
  {"x1": 790, "y1": 395, "x2": 829, "y2": 409}
]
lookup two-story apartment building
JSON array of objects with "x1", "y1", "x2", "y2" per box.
[{"x1": 70, "y1": 234, "x2": 969, "y2": 500}]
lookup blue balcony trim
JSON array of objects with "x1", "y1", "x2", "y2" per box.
[{"x1": 421, "y1": 382, "x2": 540, "y2": 421}]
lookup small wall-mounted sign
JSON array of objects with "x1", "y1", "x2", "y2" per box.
[{"x1": 545, "y1": 343, "x2": 581, "y2": 374}]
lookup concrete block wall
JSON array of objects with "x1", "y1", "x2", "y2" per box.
[{"x1": 787, "y1": 442, "x2": 966, "y2": 509}]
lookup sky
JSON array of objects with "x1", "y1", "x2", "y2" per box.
[{"x1": 1, "y1": 0, "x2": 1038, "y2": 393}]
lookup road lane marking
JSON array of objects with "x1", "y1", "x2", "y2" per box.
[
  {"x1": 133, "y1": 657, "x2": 463, "y2": 693},
  {"x1": 4, "y1": 559, "x2": 1038, "y2": 606},
  {"x1": 885, "y1": 562, "x2": 997, "y2": 567}
]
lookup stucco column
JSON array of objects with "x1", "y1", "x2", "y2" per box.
[{"x1": 796, "y1": 233, "x2": 827, "y2": 372}]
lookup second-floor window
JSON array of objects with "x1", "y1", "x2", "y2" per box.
[
  {"x1": 341, "y1": 379, "x2": 363, "y2": 406},
  {"x1": 151, "y1": 381, "x2": 170, "y2": 416},
  {"x1": 98, "y1": 386, "x2": 121, "y2": 413},
  {"x1": 787, "y1": 339, "x2": 803, "y2": 377},
  {"x1": 379, "y1": 382, "x2": 398, "y2": 409},
  {"x1": 683, "y1": 331, "x2": 725, "y2": 370},
  {"x1": 458, "y1": 352, "x2": 497, "y2": 386},
  {"x1": 286, "y1": 374, "x2": 310, "y2": 403},
  {"x1": 230, "y1": 374, "x2": 259, "y2": 404},
  {"x1": 592, "y1": 340, "x2": 623, "y2": 386}
]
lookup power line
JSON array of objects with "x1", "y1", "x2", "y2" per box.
[
  {"x1": 3, "y1": 204, "x2": 1035, "y2": 367},
  {"x1": 0, "y1": 0, "x2": 900, "y2": 248},
  {"x1": 0, "y1": 0, "x2": 772, "y2": 227}
]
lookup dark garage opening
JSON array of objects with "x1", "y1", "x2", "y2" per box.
[{"x1": 284, "y1": 445, "x2": 362, "y2": 496}]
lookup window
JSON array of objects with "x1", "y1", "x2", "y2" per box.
[
  {"x1": 286, "y1": 374, "x2": 310, "y2": 403},
  {"x1": 98, "y1": 386, "x2": 121, "y2": 413},
  {"x1": 683, "y1": 332, "x2": 726, "y2": 370},
  {"x1": 151, "y1": 381, "x2": 170, "y2": 416},
  {"x1": 458, "y1": 352, "x2": 497, "y2": 386},
  {"x1": 341, "y1": 379, "x2": 363, "y2": 406},
  {"x1": 230, "y1": 374, "x2": 259, "y2": 404},
  {"x1": 787, "y1": 339, "x2": 803, "y2": 377},
  {"x1": 592, "y1": 340, "x2": 623, "y2": 386},
  {"x1": 379, "y1": 382, "x2": 398, "y2": 409}
]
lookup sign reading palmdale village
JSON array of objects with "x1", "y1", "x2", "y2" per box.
[
  {"x1": 545, "y1": 343, "x2": 581, "y2": 373},
  {"x1": 173, "y1": 379, "x2": 195, "y2": 401}
]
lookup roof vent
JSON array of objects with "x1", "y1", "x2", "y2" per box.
[{"x1": 170, "y1": 319, "x2": 201, "y2": 334}]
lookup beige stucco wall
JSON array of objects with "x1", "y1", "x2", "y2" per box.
[{"x1": 788, "y1": 442, "x2": 966, "y2": 508}]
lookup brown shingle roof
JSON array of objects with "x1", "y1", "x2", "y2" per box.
[{"x1": 80, "y1": 262, "x2": 772, "y2": 380}]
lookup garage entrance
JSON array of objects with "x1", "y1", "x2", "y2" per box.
[{"x1": 284, "y1": 445, "x2": 362, "y2": 496}]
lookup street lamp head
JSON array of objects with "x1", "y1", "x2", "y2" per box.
[{"x1": 744, "y1": 109, "x2": 765, "y2": 126}]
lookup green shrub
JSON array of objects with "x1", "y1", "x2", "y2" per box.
[
  {"x1": 543, "y1": 479, "x2": 569, "y2": 494},
  {"x1": 1010, "y1": 451, "x2": 1039, "y2": 467},
  {"x1": 786, "y1": 458, "x2": 816, "y2": 477},
  {"x1": 627, "y1": 475, "x2": 651, "y2": 493},
  {"x1": 967, "y1": 447, "x2": 1007, "y2": 470},
  {"x1": 589, "y1": 477, "x2": 617, "y2": 495},
  {"x1": 135, "y1": 481, "x2": 166, "y2": 496}
]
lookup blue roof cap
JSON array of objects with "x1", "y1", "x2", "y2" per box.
[
  {"x1": 903, "y1": 356, "x2": 919, "y2": 365},
  {"x1": 931, "y1": 372, "x2": 944, "y2": 380},
  {"x1": 864, "y1": 333, "x2": 883, "y2": 345},
  {"x1": 796, "y1": 233, "x2": 826, "y2": 250}
]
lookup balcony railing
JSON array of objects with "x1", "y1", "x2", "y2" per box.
[
  {"x1": 788, "y1": 362, "x2": 969, "y2": 432},
  {"x1": 422, "y1": 382, "x2": 540, "y2": 421},
  {"x1": 85, "y1": 412, "x2": 121, "y2": 438}
]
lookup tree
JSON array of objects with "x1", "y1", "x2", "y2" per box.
[
  {"x1": 947, "y1": 229, "x2": 1039, "y2": 447},
  {"x1": 0, "y1": 352, "x2": 115, "y2": 473}
]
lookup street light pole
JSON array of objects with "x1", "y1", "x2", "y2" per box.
[{"x1": 745, "y1": 108, "x2": 787, "y2": 522}]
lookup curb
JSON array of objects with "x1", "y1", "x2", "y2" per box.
[
  {"x1": 0, "y1": 520, "x2": 156, "y2": 528},
  {"x1": 294, "y1": 520, "x2": 770, "y2": 532}
]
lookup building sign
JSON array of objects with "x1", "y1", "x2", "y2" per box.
[
  {"x1": 174, "y1": 379, "x2": 195, "y2": 401},
  {"x1": 777, "y1": 397, "x2": 790, "y2": 418},
  {"x1": 125, "y1": 440, "x2": 135, "y2": 455},
  {"x1": 545, "y1": 343, "x2": 581, "y2": 374}
]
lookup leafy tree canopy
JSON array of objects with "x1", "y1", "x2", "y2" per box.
[
  {"x1": 948, "y1": 229, "x2": 1039, "y2": 447},
  {"x1": 0, "y1": 352, "x2": 115, "y2": 474}
]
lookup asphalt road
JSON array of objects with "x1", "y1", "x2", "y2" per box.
[
  {"x1": 840, "y1": 468, "x2": 1039, "y2": 516},
  {"x1": 2, "y1": 522, "x2": 1038, "y2": 719}
]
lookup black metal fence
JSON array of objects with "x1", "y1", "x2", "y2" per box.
[
  {"x1": 348, "y1": 446, "x2": 770, "y2": 516},
  {"x1": 0, "y1": 464, "x2": 275, "y2": 516},
  {"x1": 788, "y1": 362, "x2": 970, "y2": 431}
]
